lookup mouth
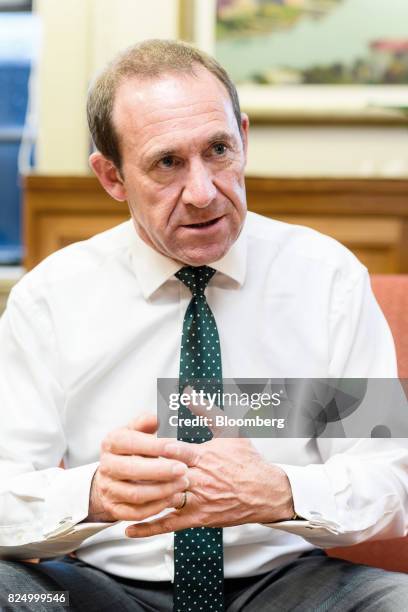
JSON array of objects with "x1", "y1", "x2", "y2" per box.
[{"x1": 182, "y1": 216, "x2": 224, "y2": 229}]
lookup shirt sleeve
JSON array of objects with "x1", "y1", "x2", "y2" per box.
[
  {"x1": 265, "y1": 268, "x2": 408, "y2": 547},
  {"x1": 0, "y1": 284, "x2": 110, "y2": 558}
]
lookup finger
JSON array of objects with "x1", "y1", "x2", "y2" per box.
[
  {"x1": 184, "y1": 401, "x2": 219, "y2": 433},
  {"x1": 110, "y1": 496, "x2": 177, "y2": 522},
  {"x1": 106, "y1": 476, "x2": 189, "y2": 506},
  {"x1": 187, "y1": 398, "x2": 224, "y2": 420},
  {"x1": 168, "y1": 491, "x2": 187, "y2": 509},
  {"x1": 125, "y1": 511, "x2": 193, "y2": 537},
  {"x1": 188, "y1": 408, "x2": 229, "y2": 439},
  {"x1": 103, "y1": 428, "x2": 173, "y2": 457},
  {"x1": 161, "y1": 441, "x2": 202, "y2": 467},
  {"x1": 127, "y1": 413, "x2": 158, "y2": 434},
  {"x1": 100, "y1": 454, "x2": 188, "y2": 481},
  {"x1": 181, "y1": 386, "x2": 224, "y2": 429}
]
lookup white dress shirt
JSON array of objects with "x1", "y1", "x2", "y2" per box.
[{"x1": 0, "y1": 211, "x2": 406, "y2": 581}]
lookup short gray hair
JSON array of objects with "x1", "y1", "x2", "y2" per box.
[{"x1": 87, "y1": 39, "x2": 242, "y2": 170}]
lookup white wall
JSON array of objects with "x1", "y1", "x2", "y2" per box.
[
  {"x1": 247, "y1": 125, "x2": 408, "y2": 178},
  {"x1": 35, "y1": 0, "x2": 90, "y2": 174},
  {"x1": 89, "y1": 0, "x2": 179, "y2": 76},
  {"x1": 34, "y1": 0, "x2": 179, "y2": 174}
]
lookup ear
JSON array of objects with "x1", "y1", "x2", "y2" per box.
[
  {"x1": 240, "y1": 112, "x2": 249, "y2": 164},
  {"x1": 89, "y1": 152, "x2": 127, "y2": 202}
]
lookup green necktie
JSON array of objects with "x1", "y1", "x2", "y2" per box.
[{"x1": 174, "y1": 265, "x2": 224, "y2": 612}]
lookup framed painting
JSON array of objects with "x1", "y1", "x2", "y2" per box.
[{"x1": 179, "y1": 0, "x2": 408, "y2": 123}]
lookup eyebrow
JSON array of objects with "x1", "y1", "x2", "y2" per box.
[
  {"x1": 206, "y1": 130, "x2": 236, "y2": 145},
  {"x1": 145, "y1": 130, "x2": 236, "y2": 166}
]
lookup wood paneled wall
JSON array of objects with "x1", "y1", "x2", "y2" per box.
[{"x1": 23, "y1": 175, "x2": 408, "y2": 273}]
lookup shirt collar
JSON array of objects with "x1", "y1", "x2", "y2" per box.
[{"x1": 128, "y1": 220, "x2": 247, "y2": 299}]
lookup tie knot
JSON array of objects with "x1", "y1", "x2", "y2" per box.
[{"x1": 176, "y1": 266, "x2": 216, "y2": 296}]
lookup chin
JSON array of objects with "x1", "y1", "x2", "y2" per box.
[{"x1": 178, "y1": 243, "x2": 231, "y2": 266}]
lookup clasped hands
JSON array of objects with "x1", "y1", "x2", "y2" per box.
[{"x1": 87, "y1": 404, "x2": 294, "y2": 537}]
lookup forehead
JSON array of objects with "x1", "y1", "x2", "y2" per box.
[{"x1": 112, "y1": 68, "x2": 238, "y2": 154}]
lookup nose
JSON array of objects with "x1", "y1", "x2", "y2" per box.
[{"x1": 181, "y1": 159, "x2": 217, "y2": 208}]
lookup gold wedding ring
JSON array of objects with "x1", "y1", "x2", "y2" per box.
[{"x1": 176, "y1": 491, "x2": 188, "y2": 510}]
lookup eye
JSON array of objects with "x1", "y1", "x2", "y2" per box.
[
  {"x1": 157, "y1": 155, "x2": 178, "y2": 169},
  {"x1": 212, "y1": 143, "x2": 227, "y2": 156}
]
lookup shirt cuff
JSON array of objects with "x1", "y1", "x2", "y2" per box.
[
  {"x1": 0, "y1": 462, "x2": 115, "y2": 559},
  {"x1": 263, "y1": 463, "x2": 343, "y2": 536},
  {"x1": 43, "y1": 461, "x2": 101, "y2": 538},
  {"x1": 0, "y1": 522, "x2": 114, "y2": 560},
  {"x1": 0, "y1": 462, "x2": 101, "y2": 547}
]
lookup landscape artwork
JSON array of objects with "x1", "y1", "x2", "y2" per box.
[{"x1": 216, "y1": 0, "x2": 408, "y2": 86}]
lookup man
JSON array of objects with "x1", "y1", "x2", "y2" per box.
[{"x1": 0, "y1": 39, "x2": 407, "y2": 611}]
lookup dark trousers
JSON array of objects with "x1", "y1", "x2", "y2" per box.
[{"x1": 1, "y1": 550, "x2": 408, "y2": 611}]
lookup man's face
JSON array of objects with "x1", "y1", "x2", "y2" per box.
[{"x1": 105, "y1": 67, "x2": 248, "y2": 265}]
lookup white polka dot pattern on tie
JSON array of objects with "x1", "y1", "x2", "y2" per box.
[
  {"x1": 174, "y1": 266, "x2": 225, "y2": 611},
  {"x1": 176, "y1": 266, "x2": 222, "y2": 442}
]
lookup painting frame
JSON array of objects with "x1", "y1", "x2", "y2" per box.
[{"x1": 178, "y1": 0, "x2": 408, "y2": 125}]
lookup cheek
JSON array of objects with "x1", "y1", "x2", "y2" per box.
[
  {"x1": 130, "y1": 182, "x2": 180, "y2": 225},
  {"x1": 216, "y1": 168, "x2": 246, "y2": 209},
  {"x1": 233, "y1": 181, "x2": 247, "y2": 209},
  {"x1": 149, "y1": 202, "x2": 186, "y2": 242}
]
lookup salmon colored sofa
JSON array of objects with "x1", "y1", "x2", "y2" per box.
[{"x1": 328, "y1": 275, "x2": 408, "y2": 572}]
